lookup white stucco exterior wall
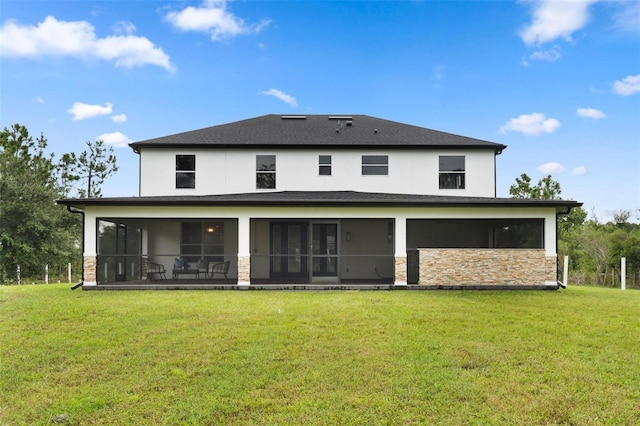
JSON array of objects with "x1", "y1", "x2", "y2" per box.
[{"x1": 139, "y1": 148, "x2": 497, "y2": 198}]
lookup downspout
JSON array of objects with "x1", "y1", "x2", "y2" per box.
[
  {"x1": 555, "y1": 206, "x2": 573, "y2": 289},
  {"x1": 67, "y1": 205, "x2": 85, "y2": 290}
]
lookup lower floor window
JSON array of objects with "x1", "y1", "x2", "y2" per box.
[{"x1": 181, "y1": 222, "x2": 225, "y2": 264}]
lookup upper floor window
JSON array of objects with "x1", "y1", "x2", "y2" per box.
[
  {"x1": 362, "y1": 155, "x2": 388, "y2": 175},
  {"x1": 319, "y1": 155, "x2": 332, "y2": 176},
  {"x1": 439, "y1": 155, "x2": 465, "y2": 189},
  {"x1": 176, "y1": 155, "x2": 195, "y2": 189},
  {"x1": 256, "y1": 155, "x2": 276, "y2": 189}
]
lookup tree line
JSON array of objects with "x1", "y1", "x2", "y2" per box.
[
  {"x1": 0, "y1": 124, "x2": 117, "y2": 282},
  {"x1": 511, "y1": 173, "x2": 640, "y2": 288},
  {"x1": 1, "y1": 123, "x2": 637, "y2": 286}
]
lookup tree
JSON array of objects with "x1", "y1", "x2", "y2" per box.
[
  {"x1": 0, "y1": 124, "x2": 80, "y2": 281},
  {"x1": 612, "y1": 209, "x2": 631, "y2": 225},
  {"x1": 509, "y1": 173, "x2": 561, "y2": 200},
  {"x1": 60, "y1": 140, "x2": 118, "y2": 198}
]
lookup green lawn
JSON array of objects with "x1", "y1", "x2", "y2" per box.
[{"x1": 1, "y1": 285, "x2": 638, "y2": 425}]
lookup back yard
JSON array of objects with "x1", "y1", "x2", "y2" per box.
[{"x1": 1, "y1": 285, "x2": 638, "y2": 425}]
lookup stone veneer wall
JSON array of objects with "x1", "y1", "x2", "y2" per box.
[
  {"x1": 83, "y1": 256, "x2": 97, "y2": 283},
  {"x1": 417, "y1": 249, "x2": 556, "y2": 286}
]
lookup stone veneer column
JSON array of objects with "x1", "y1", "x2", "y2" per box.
[
  {"x1": 83, "y1": 255, "x2": 97, "y2": 285},
  {"x1": 237, "y1": 256, "x2": 251, "y2": 286},
  {"x1": 394, "y1": 255, "x2": 407, "y2": 285}
]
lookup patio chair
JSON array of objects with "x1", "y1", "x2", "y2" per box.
[
  {"x1": 208, "y1": 261, "x2": 230, "y2": 280},
  {"x1": 146, "y1": 260, "x2": 167, "y2": 281}
]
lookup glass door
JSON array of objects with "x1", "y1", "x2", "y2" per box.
[
  {"x1": 311, "y1": 223, "x2": 338, "y2": 282},
  {"x1": 270, "y1": 222, "x2": 308, "y2": 280}
]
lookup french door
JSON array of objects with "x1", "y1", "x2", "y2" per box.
[
  {"x1": 269, "y1": 221, "x2": 339, "y2": 282},
  {"x1": 311, "y1": 223, "x2": 338, "y2": 282},
  {"x1": 270, "y1": 222, "x2": 309, "y2": 280}
]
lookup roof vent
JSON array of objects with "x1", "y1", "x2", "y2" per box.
[
  {"x1": 282, "y1": 115, "x2": 306, "y2": 120},
  {"x1": 328, "y1": 116, "x2": 353, "y2": 120},
  {"x1": 346, "y1": 120, "x2": 353, "y2": 126}
]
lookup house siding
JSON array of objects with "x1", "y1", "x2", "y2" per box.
[
  {"x1": 139, "y1": 148, "x2": 497, "y2": 198},
  {"x1": 416, "y1": 248, "x2": 557, "y2": 285}
]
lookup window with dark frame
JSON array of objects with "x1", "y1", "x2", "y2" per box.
[
  {"x1": 175, "y1": 155, "x2": 196, "y2": 189},
  {"x1": 181, "y1": 222, "x2": 225, "y2": 263},
  {"x1": 362, "y1": 155, "x2": 388, "y2": 175},
  {"x1": 439, "y1": 155, "x2": 465, "y2": 189},
  {"x1": 319, "y1": 155, "x2": 332, "y2": 176},
  {"x1": 256, "y1": 155, "x2": 276, "y2": 189}
]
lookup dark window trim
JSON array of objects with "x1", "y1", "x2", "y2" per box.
[
  {"x1": 362, "y1": 155, "x2": 388, "y2": 176},
  {"x1": 439, "y1": 155, "x2": 465, "y2": 189},
  {"x1": 256, "y1": 155, "x2": 276, "y2": 189},
  {"x1": 319, "y1": 155, "x2": 332, "y2": 176},
  {"x1": 176, "y1": 154, "x2": 196, "y2": 189}
]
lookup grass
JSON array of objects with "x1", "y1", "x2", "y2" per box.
[{"x1": 1, "y1": 285, "x2": 638, "y2": 425}]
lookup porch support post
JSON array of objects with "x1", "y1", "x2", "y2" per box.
[
  {"x1": 237, "y1": 215, "x2": 251, "y2": 286},
  {"x1": 83, "y1": 213, "x2": 97, "y2": 286},
  {"x1": 394, "y1": 216, "x2": 407, "y2": 285},
  {"x1": 83, "y1": 256, "x2": 97, "y2": 286},
  {"x1": 545, "y1": 212, "x2": 558, "y2": 285}
]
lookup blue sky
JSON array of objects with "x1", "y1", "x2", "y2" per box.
[{"x1": 1, "y1": 0, "x2": 639, "y2": 221}]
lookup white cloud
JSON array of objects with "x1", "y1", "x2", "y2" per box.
[
  {"x1": 498, "y1": 112, "x2": 561, "y2": 135},
  {"x1": 165, "y1": 0, "x2": 271, "y2": 41},
  {"x1": 111, "y1": 113, "x2": 127, "y2": 123},
  {"x1": 97, "y1": 131, "x2": 130, "y2": 148},
  {"x1": 572, "y1": 166, "x2": 588, "y2": 175},
  {"x1": 612, "y1": 1, "x2": 640, "y2": 33},
  {"x1": 577, "y1": 107, "x2": 606, "y2": 120},
  {"x1": 523, "y1": 45, "x2": 562, "y2": 65},
  {"x1": 34, "y1": 96, "x2": 45, "y2": 104},
  {"x1": 68, "y1": 102, "x2": 113, "y2": 121},
  {"x1": 113, "y1": 21, "x2": 136, "y2": 35},
  {"x1": 0, "y1": 16, "x2": 173, "y2": 71},
  {"x1": 519, "y1": 0, "x2": 599, "y2": 46},
  {"x1": 613, "y1": 74, "x2": 640, "y2": 96},
  {"x1": 261, "y1": 88, "x2": 298, "y2": 107},
  {"x1": 538, "y1": 162, "x2": 565, "y2": 174}
]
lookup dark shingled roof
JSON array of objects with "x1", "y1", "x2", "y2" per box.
[
  {"x1": 129, "y1": 114, "x2": 507, "y2": 152},
  {"x1": 59, "y1": 191, "x2": 581, "y2": 212}
]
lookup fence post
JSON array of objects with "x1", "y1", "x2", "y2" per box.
[
  {"x1": 17, "y1": 265, "x2": 21, "y2": 285},
  {"x1": 68, "y1": 262, "x2": 72, "y2": 283},
  {"x1": 45, "y1": 263, "x2": 49, "y2": 284},
  {"x1": 621, "y1": 257, "x2": 626, "y2": 291},
  {"x1": 563, "y1": 255, "x2": 569, "y2": 287}
]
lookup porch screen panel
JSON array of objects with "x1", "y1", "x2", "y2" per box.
[
  {"x1": 97, "y1": 220, "x2": 142, "y2": 283},
  {"x1": 272, "y1": 225, "x2": 282, "y2": 273},
  {"x1": 288, "y1": 225, "x2": 302, "y2": 273},
  {"x1": 269, "y1": 222, "x2": 309, "y2": 279},
  {"x1": 181, "y1": 222, "x2": 225, "y2": 263}
]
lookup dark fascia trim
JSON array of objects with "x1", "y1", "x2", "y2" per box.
[
  {"x1": 128, "y1": 143, "x2": 507, "y2": 153},
  {"x1": 57, "y1": 195, "x2": 582, "y2": 211}
]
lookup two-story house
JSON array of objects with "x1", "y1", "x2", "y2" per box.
[{"x1": 59, "y1": 114, "x2": 581, "y2": 289}]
